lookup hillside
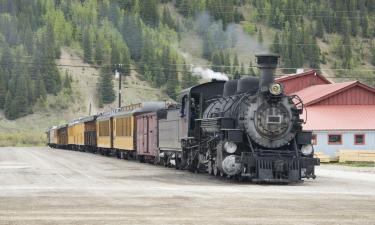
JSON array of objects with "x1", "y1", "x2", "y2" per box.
[{"x1": 0, "y1": 47, "x2": 170, "y2": 146}]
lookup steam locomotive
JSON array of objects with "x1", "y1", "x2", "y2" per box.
[
  {"x1": 176, "y1": 55, "x2": 319, "y2": 182},
  {"x1": 47, "y1": 54, "x2": 319, "y2": 183}
]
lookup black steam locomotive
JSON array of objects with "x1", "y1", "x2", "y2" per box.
[{"x1": 177, "y1": 55, "x2": 319, "y2": 182}]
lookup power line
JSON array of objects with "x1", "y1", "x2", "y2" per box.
[
  {"x1": 174, "y1": 8, "x2": 375, "y2": 19},
  {"x1": 2, "y1": 61, "x2": 375, "y2": 74}
]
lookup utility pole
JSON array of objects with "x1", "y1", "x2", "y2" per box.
[{"x1": 117, "y1": 64, "x2": 122, "y2": 108}]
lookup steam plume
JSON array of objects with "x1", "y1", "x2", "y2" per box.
[{"x1": 192, "y1": 66, "x2": 229, "y2": 81}]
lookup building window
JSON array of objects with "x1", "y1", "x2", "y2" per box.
[
  {"x1": 354, "y1": 134, "x2": 365, "y2": 145},
  {"x1": 311, "y1": 134, "x2": 317, "y2": 145},
  {"x1": 328, "y1": 134, "x2": 342, "y2": 145}
]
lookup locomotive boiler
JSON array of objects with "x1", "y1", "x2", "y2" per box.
[{"x1": 180, "y1": 54, "x2": 319, "y2": 182}]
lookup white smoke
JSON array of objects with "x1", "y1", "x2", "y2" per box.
[{"x1": 192, "y1": 66, "x2": 229, "y2": 81}]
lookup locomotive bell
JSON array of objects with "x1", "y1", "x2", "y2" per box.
[{"x1": 256, "y1": 54, "x2": 279, "y2": 93}]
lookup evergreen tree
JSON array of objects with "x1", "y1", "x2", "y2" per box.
[
  {"x1": 232, "y1": 54, "x2": 239, "y2": 76},
  {"x1": 99, "y1": 66, "x2": 115, "y2": 104},
  {"x1": 4, "y1": 91, "x2": 15, "y2": 120},
  {"x1": 166, "y1": 59, "x2": 178, "y2": 100},
  {"x1": 0, "y1": 72, "x2": 6, "y2": 108},
  {"x1": 361, "y1": 12, "x2": 369, "y2": 38},
  {"x1": 211, "y1": 51, "x2": 222, "y2": 72},
  {"x1": 223, "y1": 51, "x2": 231, "y2": 74},
  {"x1": 162, "y1": 6, "x2": 176, "y2": 30},
  {"x1": 63, "y1": 71, "x2": 72, "y2": 90},
  {"x1": 14, "y1": 74, "x2": 30, "y2": 117},
  {"x1": 315, "y1": 17, "x2": 324, "y2": 38},
  {"x1": 240, "y1": 63, "x2": 245, "y2": 76},
  {"x1": 181, "y1": 63, "x2": 198, "y2": 89},
  {"x1": 351, "y1": 12, "x2": 359, "y2": 36},
  {"x1": 271, "y1": 32, "x2": 281, "y2": 54},
  {"x1": 0, "y1": 45, "x2": 13, "y2": 84},
  {"x1": 140, "y1": 0, "x2": 159, "y2": 27},
  {"x1": 371, "y1": 46, "x2": 375, "y2": 66},
  {"x1": 342, "y1": 35, "x2": 352, "y2": 69},
  {"x1": 83, "y1": 28, "x2": 93, "y2": 64},
  {"x1": 309, "y1": 38, "x2": 321, "y2": 68},
  {"x1": 248, "y1": 61, "x2": 256, "y2": 77},
  {"x1": 94, "y1": 35, "x2": 104, "y2": 65},
  {"x1": 36, "y1": 75, "x2": 47, "y2": 100}
]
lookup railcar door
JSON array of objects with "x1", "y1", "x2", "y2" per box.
[
  {"x1": 143, "y1": 116, "x2": 148, "y2": 153},
  {"x1": 148, "y1": 113, "x2": 157, "y2": 156}
]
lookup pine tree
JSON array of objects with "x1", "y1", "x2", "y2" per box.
[
  {"x1": 224, "y1": 51, "x2": 231, "y2": 74},
  {"x1": 248, "y1": 61, "x2": 256, "y2": 77},
  {"x1": 211, "y1": 51, "x2": 222, "y2": 72},
  {"x1": 140, "y1": 0, "x2": 159, "y2": 27},
  {"x1": 371, "y1": 46, "x2": 375, "y2": 66},
  {"x1": 36, "y1": 75, "x2": 47, "y2": 100},
  {"x1": 315, "y1": 17, "x2": 324, "y2": 38},
  {"x1": 361, "y1": 12, "x2": 369, "y2": 38},
  {"x1": 271, "y1": 32, "x2": 281, "y2": 54},
  {"x1": 83, "y1": 28, "x2": 93, "y2": 64},
  {"x1": 0, "y1": 45, "x2": 13, "y2": 84},
  {"x1": 166, "y1": 59, "x2": 178, "y2": 100},
  {"x1": 232, "y1": 54, "x2": 239, "y2": 76},
  {"x1": 181, "y1": 63, "x2": 198, "y2": 89},
  {"x1": 14, "y1": 74, "x2": 30, "y2": 117},
  {"x1": 351, "y1": 11, "x2": 359, "y2": 36},
  {"x1": 0, "y1": 72, "x2": 6, "y2": 109},
  {"x1": 99, "y1": 66, "x2": 115, "y2": 104},
  {"x1": 95, "y1": 35, "x2": 104, "y2": 65},
  {"x1": 4, "y1": 91, "x2": 15, "y2": 120},
  {"x1": 63, "y1": 71, "x2": 72, "y2": 90},
  {"x1": 309, "y1": 38, "x2": 321, "y2": 69},
  {"x1": 240, "y1": 63, "x2": 245, "y2": 76},
  {"x1": 162, "y1": 6, "x2": 176, "y2": 29}
]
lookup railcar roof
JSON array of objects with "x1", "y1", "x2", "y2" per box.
[{"x1": 96, "y1": 102, "x2": 166, "y2": 120}]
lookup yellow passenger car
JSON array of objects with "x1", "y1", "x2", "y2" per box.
[
  {"x1": 96, "y1": 114, "x2": 113, "y2": 155},
  {"x1": 113, "y1": 113, "x2": 135, "y2": 158},
  {"x1": 112, "y1": 102, "x2": 166, "y2": 159}
]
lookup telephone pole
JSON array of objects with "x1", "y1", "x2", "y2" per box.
[{"x1": 118, "y1": 70, "x2": 122, "y2": 108}]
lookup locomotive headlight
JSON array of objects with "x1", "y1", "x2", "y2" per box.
[
  {"x1": 224, "y1": 142, "x2": 237, "y2": 154},
  {"x1": 269, "y1": 83, "x2": 283, "y2": 95},
  {"x1": 301, "y1": 145, "x2": 314, "y2": 156}
]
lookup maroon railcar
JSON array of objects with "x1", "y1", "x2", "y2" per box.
[{"x1": 136, "y1": 112, "x2": 158, "y2": 162}]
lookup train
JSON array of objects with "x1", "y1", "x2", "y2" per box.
[{"x1": 47, "y1": 54, "x2": 319, "y2": 183}]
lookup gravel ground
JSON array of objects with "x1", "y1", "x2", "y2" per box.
[{"x1": 0, "y1": 147, "x2": 375, "y2": 225}]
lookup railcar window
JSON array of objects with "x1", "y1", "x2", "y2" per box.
[
  {"x1": 116, "y1": 117, "x2": 132, "y2": 137},
  {"x1": 354, "y1": 134, "x2": 365, "y2": 145},
  {"x1": 328, "y1": 134, "x2": 342, "y2": 145},
  {"x1": 99, "y1": 121, "x2": 110, "y2": 137},
  {"x1": 116, "y1": 118, "x2": 125, "y2": 136}
]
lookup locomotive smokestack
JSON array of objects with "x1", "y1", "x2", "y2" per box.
[{"x1": 256, "y1": 54, "x2": 279, "y2": 93}]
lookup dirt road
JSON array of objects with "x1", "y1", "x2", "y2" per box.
[{"x1": 0, "y1": 147, "x2": 374, "y2": 225}]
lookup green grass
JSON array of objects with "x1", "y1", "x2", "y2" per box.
[
  {"x1": 0, "y1": 131, "x2": 46, "y2": 147},
  {"x1": 339, "y1": 162, "x2": 375, "y2": 167}
]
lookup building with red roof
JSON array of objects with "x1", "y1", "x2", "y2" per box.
[{"x1": 277, "y1": 71, "x2": 375, "y2": 157}]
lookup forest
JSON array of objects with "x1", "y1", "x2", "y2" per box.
[{"x1": 0, "y1": 0, "x2": 374, "y2": 120}]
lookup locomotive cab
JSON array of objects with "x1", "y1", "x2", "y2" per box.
[{"x1": 179, "y1": 81, "x2": 226, "y2": 136}]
